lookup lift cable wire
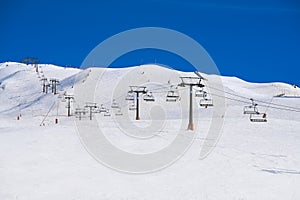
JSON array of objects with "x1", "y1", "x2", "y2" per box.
[
  {"x1": 73, "y1": 74, "x2": 300, "y2": 114},
  {"x1": 209, "y1": 92, "x2": 300, "y2": 113},
  {"x1": 264, "y1": 96, "x2": 274, "y2": 114},
  {"x1": 206, "y1": 85, "x2": 300, "y2": 111},
  {"x1": 95, "y1": 83, "x2": 177, "y2": 108}
]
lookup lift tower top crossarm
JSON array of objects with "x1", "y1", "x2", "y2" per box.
[
  {"x1": 129, "y1": 86, "x2": 147, "y2": 93},
  {"x1": 21, "y1": 57, "x2": 39, "y2": 65},
  {"x1": 178, "y1": 76, "x2": 205, "y2": 88}
]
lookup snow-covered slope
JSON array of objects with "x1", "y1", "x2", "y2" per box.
[{"x1": 0, "y1": 62, "x2": 299, "y2": 200}]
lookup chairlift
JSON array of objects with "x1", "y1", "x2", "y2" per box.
[
  {"x1": 74, "y1": 108, "x2": 87, "y2": 120},
  {"x1": 99, "y1": 104, "x2": 107, "y2": 113},
  {"x1": 244, "y1": 98, "x2": 259, "y2": 114},
  {"x1": 129, "y1": 102, "x2": 136, "y2": 110},
  {"x1": 92, "y1": 106, "x2": 101, "y2": 113},
  {"x1": 104, "y1": 109, "x2": 111, "y2": 117},
  {"x1": 125, "y1": 91, "x2": 135, "y2": 101},
  {"x1": 250, "y1": 113, "x2": 267, "y2": 122},
  {"x1": 195, "y1": 88, "x2": 207, "y2": 98},
  {"x1": 115, "y1": 108, "x2": 123, "y2": 116},
  {"x1": 74, "y1": 108, "x2": 87, "y2": 115},
  {"x1": 166, "y1": 90, "x2": 180, "y2": 102},
  {"x1": 199, "y1": 98, "x2": 213, "y2": 107},
  {"x1": 143, "y1": 92, "x2": 155, "y2": 102},
  {"x1": 57, "y1": 93, "x2": 64, "y2": 99},
  {"x1": 111, "y1": 99, "x2": 120, "y2": 108}
]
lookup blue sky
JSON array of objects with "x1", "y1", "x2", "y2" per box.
[{"x1": 1, "y1": 0, "x2": 299, "y2": 85}]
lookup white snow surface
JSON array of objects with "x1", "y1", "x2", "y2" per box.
[{"x1": 0, "y1": 62, "x2": 299, "y2": 200}]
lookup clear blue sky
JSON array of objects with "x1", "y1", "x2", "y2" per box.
[{"x1": 1, "y1": 0, "x2": 299, "y2": 85}]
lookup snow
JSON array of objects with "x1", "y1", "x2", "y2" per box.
[{"x1": 0, "y1": 62, "x2": 299, "y2": 199}]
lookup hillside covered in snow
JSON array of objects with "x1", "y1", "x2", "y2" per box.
[{"x1": 0, "y1": 62, "x2": 299, "y2": 200}]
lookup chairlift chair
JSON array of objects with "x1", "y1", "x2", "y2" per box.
[
  {"x1": 199, "y1": 98, "x2": 213, "y2": 107},
  {"x1": 104, "y1": 109, "x2": 111, "y2": 117},
  {"x1": 111, "y1": 99, "x2": 120, "y2": 108},
  {"x1": 115, "y1": 108, "x2": 123, "y2": 116},
  {"x1": 250, "y1": 113, "x2": 267, "y2": 122},
  {"x1": 75, "y1": 108, "x2": 87, "y2": 114},
  {"x1": 92, "y1": 106, "x2": 101, "y2": 113},
  {"x1": 74, "y1": 108, "x2": 87, "y2": 120},
  {"x1": 244, "y1": 99, "x2": 259, "y2": 114},
  {"x1": 166, "y1": 90, "x2": 180, "y2": 102},
  {"x1": 195, "y1": 88, "x2": 207, "y2": 98},
  {"x1": 244, "y1": 105, "x2": 259, "y2": 114},
  {"x1": 143, "y1": 92, "x2": 155, "y2": 102},
  {"x1": 129, "y1": 102, "x2": 136, "y2": 110},
  {"x1": 57, "y1": 93, "x2": 64, "y2": 99},
  {"x1": 99, "y1": 104, "x2": 107, "y2": 113},
  {"x1": 125, "y1": 91, "x2": 135, "y2": 101}
]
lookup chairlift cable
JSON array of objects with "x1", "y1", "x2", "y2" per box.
[
  {"x1": 264, "y1": 96, "x2": 274, "y2": 113},
  {"x1": 210, "y1": 92, "x2": 300, "y2": 113},
  {"x1": 206, "y1": 85, "x2": 300, "y2": 111}
]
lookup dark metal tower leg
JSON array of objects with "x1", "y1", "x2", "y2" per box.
[
  {"x1": 188, "y1": 85, "x2": 194, "y2": 130},
  {"x1": 136, "y1": 93, "x2": 140, "y2": 120}
]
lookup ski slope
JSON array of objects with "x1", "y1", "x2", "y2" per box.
[{"x1": 0, "y1": 62, "x2": 299, "y2": 200}]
